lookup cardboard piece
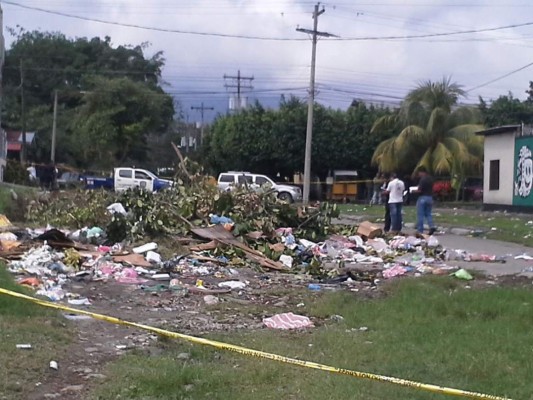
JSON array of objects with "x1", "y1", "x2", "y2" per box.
[
  {"x1": 113, "y1": 253, "x2": 152, "y2": 268},
  {"x1": 357, "y1": 221, "x2": 383, "y2": 239}
]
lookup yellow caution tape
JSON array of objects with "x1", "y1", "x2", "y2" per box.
[{"x1": 0, "y1": 287, "x2": 512, "y2": 400}]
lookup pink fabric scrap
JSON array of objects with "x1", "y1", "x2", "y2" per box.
[
  {"x1": 389, "y1": 237, "x2": 406, "y2": 249},
  {"x1": 263, "y1": 313, "x2": 314, "y2": 330},
  {"x1": 115, "y1": 267, "x2": 148, "y2": 284},
  {"x1": 98, "y1": 245, "x2": 112, "y2": 253},
  {"x1": 383, "y1": 265, "x2": 407, "y2": 279},
  {"x1": 276, "y1": 227, "x2": 293, "y2": 236}
]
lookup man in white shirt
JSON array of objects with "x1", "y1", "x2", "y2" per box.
[{"x1": 386, "y1": 173, "x2": 405, "y2": 233}]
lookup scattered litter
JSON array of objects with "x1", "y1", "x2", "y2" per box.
[
  {"x1": 218, "y1": 281, "x2": 246, "y2": 290},
  {"x1": 451, "y1": 268, "x2": 474, "y2": 281},
  {"x1": 16, "y1": 344, "x2": 32, "y2": 349},
  {"x1": 357, "y1": 221, "x2": 382, "y2": 239},
  {"x1": 113, "y1": 253, "x2": 152, "y2": 268},
  {"x1": 152, "y1": 273, "x2": 171, "y2": 281},
  {"x1": 515, "y1": 254, "x2": 533, "y2": 261},
  {"x1": 107, "y1": 203, "x2": 127, "y2": 215},
  {"x1": 263, "y1": 313, "x2": 314, "y2": 330},
  {"x1": 0, "y1": 214, "x2": 12, "y2": 227},
  {"x1": 383, "y1": 266, "x2": 407, "y2": 279},
  {"x1": 67, "y1": 298, "x2": 92, "y2": 306},
  {"x1": 203, "y1": 295, "x2": 219, "y2": 305},
  {"x1": 49, "y1": 361, "x2": 59, "y2": 370},
  {"x1": 133, "y1": 242, "x2": 158, "y2": 254},
  {"x1": 279, "y1": 254, "x2": 293, "y2": 268},
  {"x1": 146, "y1": 251, "x2": 162, "y2": 264},
  {"x1": 62, "y1": 313, "x2": 93, "y2": 321}
]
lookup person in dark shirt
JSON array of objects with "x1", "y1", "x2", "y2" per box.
[
  {"x1": 415, "y1": 166, "x2": 436, "y2": 235},
  {"x1": 380, "y1": 173, "x2": 391, "y2": 232}
]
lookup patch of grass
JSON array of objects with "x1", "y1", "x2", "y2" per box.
[
  {"x1": 0, "y1": 265, "x2": 71, "y2": 399},
  {"x1": 92, "y1": 277, "x2": 532, "y2": 399},
  {"x1": 0, "y1": 183, "x2": 37, "y2": 222}
]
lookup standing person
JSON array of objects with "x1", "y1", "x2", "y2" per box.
[
  {"x1": 370, "y1": 173, "x2": 383, "y2": 205},
  {"x1": 386, "y1": 173, "x2": 405, "y2": 234},
  {"x1": 381, "y1": 173, "x2": 391, "y2": 233},
  {"x1": 26, "y1": 163, "x2": 37, "y2": 183},
  {"x1": 415, "y1": 166, "x2": 436, "y2": 235}
]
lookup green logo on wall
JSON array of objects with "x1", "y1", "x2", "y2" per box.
[
  {"x1": 514, "y1": 138, "x2": 533, "y2": 205},
  {"x1": 515, "y1": 145, "x2": 533, "y2": 197}
]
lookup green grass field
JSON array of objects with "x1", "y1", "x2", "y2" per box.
[
  {"x1": 92, "y1": 277, "x2": 533, "y2": 400},
  {"x1": 0, "y1": 266, "x2": 70, "y2": 400}
]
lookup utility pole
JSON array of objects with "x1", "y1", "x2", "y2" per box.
[
  {"x1": 191, "y1": 102, "x2": 214, "y2": 146},
  {"x1": 224, "y1": 70, "x2": 254, "y2": 111},
  {"x1": 51, "y1": 90, "x2": 58, "y2": 162},
  {"x1": 19, "y1": 59, "x2": 26, "y2": 163},
  {"x1": 297, "y1": 3, "x2": 335, "y2": 204}
]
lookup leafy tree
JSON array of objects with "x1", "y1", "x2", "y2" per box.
[
  {"x1": 2, "y1": 29, "x2": 175, "y2": 168},
  {"x1": 371, "y1": 78, "x2": 484, "y2": 182},
  {"x1": 203, "y1": 97, "x2": 394, "y2": 179},
  {"x1": 479, "y1": 93, "x2": 533, "y2": 127},
  {"x1": 71, "y1": 77, "x2": 174, "y2": 168}
]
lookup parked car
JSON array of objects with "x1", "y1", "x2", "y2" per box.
[
  {"x1": 217, "y1": 171, "x2": 302, "y2": 203},
  {"x1": 83, "y1": 168, "x2": 173, "y2": 192},
  {"x1": 57, "y1": 172, "x2": 82, "y2": 189},
  {"x1": 461, "y1": 177, "x2": 483, "y2": 201}
]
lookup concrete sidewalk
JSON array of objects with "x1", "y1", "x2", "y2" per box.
[{"x1": 436, "y1": 234, "x2": 533, "y2": 276}]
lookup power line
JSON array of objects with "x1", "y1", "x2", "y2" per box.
[
  {"x1": 336, "y1": 21, "x2": 533, "y2": 41},
  {"x1": 5, "y1": 1, "x2": 533, "y2": 43},
  {"x1": 466, "y1": 61, "x2": 533, "y2": 93},
  {"x1": 224, "y1": 70, "x2": 254, "y2": 111},
  {"x1": 2, "y1": 0, "x2": 306, "y2": 41}
]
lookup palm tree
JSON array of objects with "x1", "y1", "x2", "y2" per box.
[{"x1": 371, "y1": 78, "x2": 484, "y2": 182}]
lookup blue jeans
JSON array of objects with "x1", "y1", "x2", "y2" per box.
[
  {"x1": 416, "y1": 195, "x2": 434, "y2": 233},
  {"x1": 389, "y1": 202, "x2": 403, "y2": 232}
]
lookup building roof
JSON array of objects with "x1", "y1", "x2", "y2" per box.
[
  {"x1": 476, "y1": 125, "x2": 521, "y2": 136},
  {"x1": 5, "y1": 130, "x2": 35, "y2": 151}
]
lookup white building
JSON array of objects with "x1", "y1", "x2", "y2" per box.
[{"x1": 477, "y1": 124, "x2": 533, "y2": 211}]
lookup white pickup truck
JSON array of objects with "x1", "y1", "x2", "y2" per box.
[{"x1": 83, "y1": 168, "x2": 173, "y2": 192}]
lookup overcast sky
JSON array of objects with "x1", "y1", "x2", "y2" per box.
[{"x1": 3, "y1": 0, "x2": 533, "y2": 121}]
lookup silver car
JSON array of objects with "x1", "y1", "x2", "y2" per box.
[{"x1": 217, "y1": 172, "x2": 302, "y2": 203}]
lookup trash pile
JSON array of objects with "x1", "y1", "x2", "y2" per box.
[{"x1": 0, "y1": 160, "x2": 514, "y2": 332}]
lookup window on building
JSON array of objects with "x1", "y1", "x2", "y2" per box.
[
  {"x1": 118, "y1": 169, "x2": 132, "y2": 179},
  {"x1": 489, "y1": 160, "x2": 500, "y2": 191}
]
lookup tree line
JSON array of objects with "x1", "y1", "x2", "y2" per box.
[
  {"x1": 4, "y1": 28, "x2": 533, "y2": 182},
  {"x1": 2, "y1": 28, "x2": 176, "y2": 170}
]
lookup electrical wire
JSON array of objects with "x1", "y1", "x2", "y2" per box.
[
  {"x1": 5, "y1": 0, "x2": 533, "y2": 42},
  {"x1": 2, "y1": 0, "x2": 307, "y2": 41},
  {"x1": 466, "y1": 61, "x2": 533, "y2": 92}
]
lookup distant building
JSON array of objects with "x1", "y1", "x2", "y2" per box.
[
  {"x1": 477, "y1": 124, "x2": 533, "y2": 211},
  {"x1": 6, "y1": 130, "x2": 36, "y2": 159}
]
